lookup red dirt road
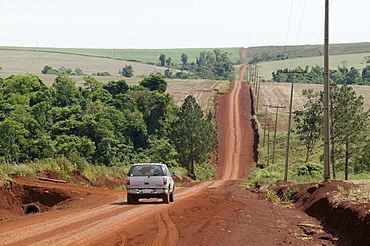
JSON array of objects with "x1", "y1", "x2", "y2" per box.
[{"x1": 0, "y1": 48, "x2": 336, "y2": 245}]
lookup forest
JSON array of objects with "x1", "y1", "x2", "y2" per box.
[{"x1": 0, "y1": 73, "x2": 218, "y2": 176}]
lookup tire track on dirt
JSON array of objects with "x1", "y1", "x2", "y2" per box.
[
  {"x1": 220, "y1": 47, "x2": 249, "y2": 180},
  {"x1": 152, "y1": 208, "x2": 179, "y2": 246}
]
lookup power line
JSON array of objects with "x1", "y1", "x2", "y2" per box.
[
  {"x1": 281, "y1": 0, "x2": 295, "y2": 71},
  {"x1": 289, "y1": 0, "x2": 308, "y2": 69}
]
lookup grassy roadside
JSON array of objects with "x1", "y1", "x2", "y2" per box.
[{"x1": 247, "y1": 111, "x2": 370, "y2": 189}]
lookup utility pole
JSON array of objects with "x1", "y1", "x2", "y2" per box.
[
  {"x1": 267, "y1": 123, "x2": 270, "y2": 165},
  {"x1": 256, "y1": 76, "x2": 261, "y2": 112},
  {"x1": 256, "y1": 76, "x2": 262, "y2": 112},
  {"x1": 323, "y1": 0, "x2": 331, "y2": 182},
  {"x1": 270, "y1": 105, "x2": 286, "y2": 164},
  {"x1": 280, "y1": 70, "x2": 306, "y2": 181},
  {"x1": 254, "y1": 65, "x2": 260, "y2": 94},
  {"x1": 262, "y1": 104, "x2": 270, "y2": 147}
]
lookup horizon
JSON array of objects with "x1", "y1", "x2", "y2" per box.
[{"x1": 2, "y1": 41, "x2": 370, "y2": 50}]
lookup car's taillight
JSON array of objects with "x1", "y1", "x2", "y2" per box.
[
  {"x1": 126, "y1": 177, "x2": 130, "y2": 186},
  {"x1": 163, "y1": 177, "x2": 167, "y2": 185}
]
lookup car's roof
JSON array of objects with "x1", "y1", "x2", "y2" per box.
[{"x1": 132, "y1": 162, "x2": 166, "y2": 166}]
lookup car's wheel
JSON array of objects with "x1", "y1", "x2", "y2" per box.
[
  {"x1": 127, "y1": 194, "x2": 134, "y2": 204},
  {"x1": 163, "y1": 193, "x2": 170, "y2": 203},
  {"x1": 170, "y1": 189, "x2": 174, "y2": 202},
  {"x1": 134, "y1": 195, "x2": 139, "y2": 204}
]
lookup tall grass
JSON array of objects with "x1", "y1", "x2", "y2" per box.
[
  {"x1": 0, "y1": 157, "x2": 129, "y2": 183},
  {"x1": 251, "y1": 115, "x2": 370, "y2": 186}
]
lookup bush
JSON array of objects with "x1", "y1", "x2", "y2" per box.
[
  {"x1": 293, "y1": 162, "x2": 323, "y2": 177},
  {"x1": 248, "y1": 164, "x2": 284, "y2": 188},
  {"x1": 194, "y1": 161, "x2": 216, "y2": 181}
]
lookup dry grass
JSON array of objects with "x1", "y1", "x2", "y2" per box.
[{"x1": 332, "y1": 183, "x2": 370, "y2": 205}]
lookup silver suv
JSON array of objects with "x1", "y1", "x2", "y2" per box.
[{"x1": 126, "y1": 162, "x2": 175, "y2": 204}]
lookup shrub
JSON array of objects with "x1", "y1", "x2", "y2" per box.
[
  {"x1": 293, "y1": 162, "x2": 323, "y2": 177},
  {"x1": 248, "y1": 164, "x2": 284, "y2": 188}
]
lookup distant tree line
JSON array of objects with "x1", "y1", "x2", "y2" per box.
[
  {"x1": 42, "y1": 65, "x2": 135, "y2": 78},
  {"x1": 272, "y1": 65, "x2": 370, "y2": 85},
  {"x1": 249, "y1": 52, "x2": 290, "y2": 64},
  {"x1": 0, "y1": 73, "x2": 217, "y2": 175},
  {"x1": 42, "y1": 66, "x2": 84, "y2": 76},
  {"x1": 158, "y1": 49, "x2": 236, "y2": 81}
]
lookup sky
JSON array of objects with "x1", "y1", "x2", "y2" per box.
[{"x1": 1, "y1": 0, "x2": 369, "y2": 49}]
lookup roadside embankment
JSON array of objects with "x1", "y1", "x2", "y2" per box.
[{"x1": 273, "y1": 180, "x2": 370, "y2": 245}]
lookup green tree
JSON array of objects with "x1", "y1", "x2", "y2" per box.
[
  {"x1": 54, "y1": 134, "x2": 95, "y2": 160},
  {"x1": 4, "y1": 73, "x2": 48, "y2": 95},
  {"x1": 166, "y1": 57, "x2": 172, "y2": 67},
  {"x1": 362, "y1": 65, "x2": 370, "y2": 84},
  {"x1": 294, "y1": 89, "x2": 323, "y2": 163},
  {"x1": 0, "y1": 118, "x2": 29, "y2": 163},
  {"x1": 181, "y1": 53, "x2": 188, "y2": 69},
  {"x1": 41, "y1": 65, "x2": 59, "y2": 75},
  {"x1": 83, "y1": 75, "x2": 103, "y2": 92},
  {"x1": 120, "y1": 65, "x2": 134, "y2": 77},
  {"x1": 103, "y1": 79, "x2": 129, "y2": 97},
  {"x1": 26, "y1": 135, "x2": 55, "y2": 159},
  {"x1": 52, "y1": 75, "x2": 82, "y2": 107},
  {"x1": 295, "y1": 83, "x2": 369, "y2": 177},
  {"x1": 159, "y1": 54, "x2": 166, "y2": 66},
  {"x1": 90, "y1": 88, "x2": 112, "y2": 103},
  {"x1": 347, "y1": 67, "x2": 361, "y2": 84},
  {"x1": 74, "y1": 67, "x2": 84, "y2": 75},
  {"x1": 139, "y1": 74, "x2": 167, "y2": 93},
  {"x1": 170, "y1": 95, "x2": 218, "y2": 175},
  {"x1": 330, "y1": 83, "x2": 369, "y2": 179},
  {"x1": 144, "y1": 136, "x2": 179, "y2": 167},
  {"x1": 164, "y1": 69, "x2": 172, "y2": 78}
]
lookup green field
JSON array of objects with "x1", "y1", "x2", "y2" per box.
[{"x1": 0, "y1": 46, "x2": 242, "y2": 65}]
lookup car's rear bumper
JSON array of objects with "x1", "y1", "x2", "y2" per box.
[{"x1": 127, "y1": 187, "x2": 169, "y2": 196}]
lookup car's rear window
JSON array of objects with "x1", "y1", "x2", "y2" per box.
[{"x1": 128, "y1": 165, "x2": 164, "y2": 176}]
